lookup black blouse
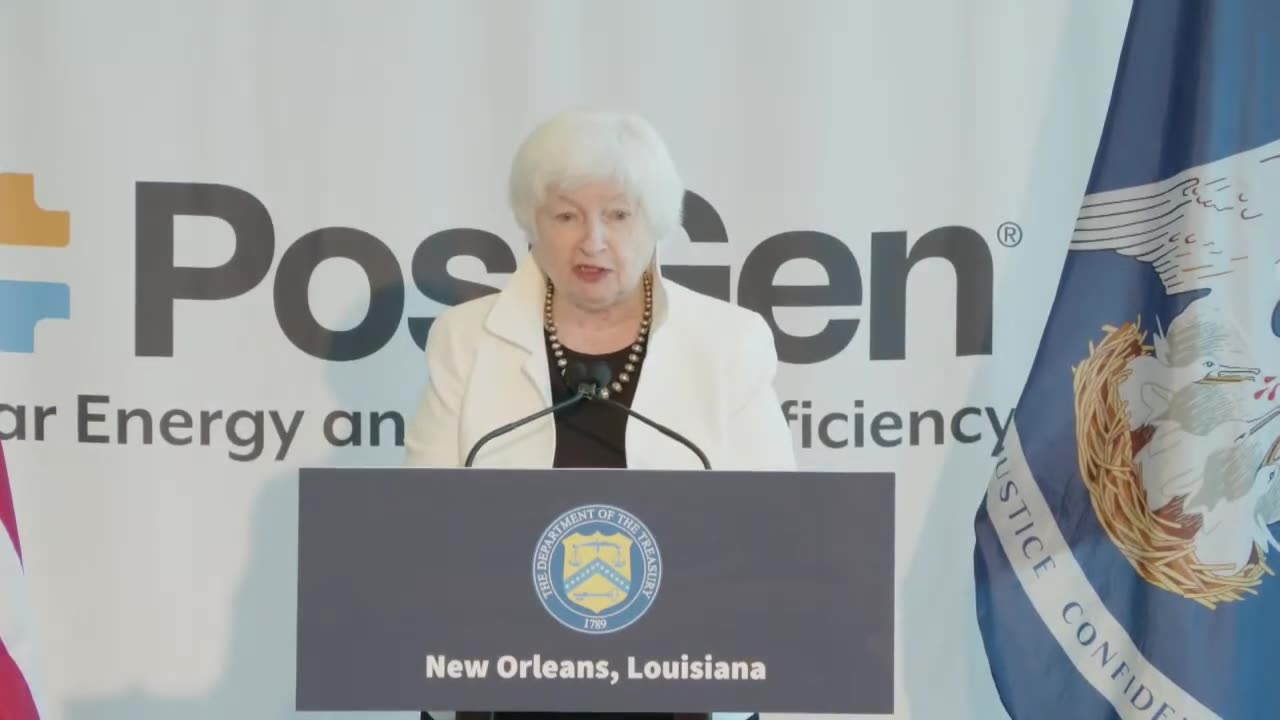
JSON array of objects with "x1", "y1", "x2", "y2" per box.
[{"x1": 545, "y1": 330, "x2": 644, "y2": 469}]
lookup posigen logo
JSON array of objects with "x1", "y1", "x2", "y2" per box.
[{"x1": 0, "y1": 173, "x2": 71, "y2": 353}]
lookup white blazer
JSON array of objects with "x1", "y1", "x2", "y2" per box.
[{"x1": 404, "y1": 252, "x2": 796, "y2": 472}]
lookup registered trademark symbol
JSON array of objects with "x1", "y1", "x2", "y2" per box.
[{"x1": 998, "y1": 221, "x2": 1022, "y2": 247}]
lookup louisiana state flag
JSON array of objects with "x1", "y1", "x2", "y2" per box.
[{"x1": 974, "y1": 2, "x2": 1280, "y2": 718}]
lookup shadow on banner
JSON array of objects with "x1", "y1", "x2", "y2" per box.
[
  {"x1": 65, "y1": 276, "x2": 425, "y2": 719},
  {"x1": 897, "y1": 1, "x2": 1128, "y2": 718}
]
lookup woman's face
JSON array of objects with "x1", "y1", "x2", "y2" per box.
[{"x1": 532, "y1": 179, "x2": 655, "y2": 313}]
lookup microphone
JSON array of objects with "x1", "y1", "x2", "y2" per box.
[
  {"x1": 566, "y1": 359, "x2": 611, "y2": 398},
  {"x1": 463, "y1": 375, "x2": 591, "y2": 468},
  {"x1": 568, "y1": 360, "x2": 712, "y2": 470}
]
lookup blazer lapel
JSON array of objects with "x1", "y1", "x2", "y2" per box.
[
  {"x1": 484, "y1": 254, "x2": 552, "y2": 405},
  {"x1": 625, "y1": 253, "x2": 707, "y2": 470}
]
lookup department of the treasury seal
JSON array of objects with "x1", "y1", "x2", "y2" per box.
[{"x1": 531, "y1": 504, "x2": 662, "y2": 635}]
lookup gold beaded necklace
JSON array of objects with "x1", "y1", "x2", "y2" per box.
[{"x1": 544, "y1": 272, "x2": 653, "y2": 399}]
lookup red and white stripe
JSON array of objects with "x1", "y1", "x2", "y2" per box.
[{"x1": 0, "y1": 440, "x2": 41, "y2": 719}]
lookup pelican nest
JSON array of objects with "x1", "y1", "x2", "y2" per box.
[{"x1": 1072, "y1": 318, "x2": 1274, "y2": 609}]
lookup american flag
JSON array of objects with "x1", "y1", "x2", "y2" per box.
[{"x1": 0, "y1": 440, "x2": 41, "y2": 719}]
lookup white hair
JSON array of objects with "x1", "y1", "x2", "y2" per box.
[{"x1": 508, "y1": 110, "x2": 685, "y2": 242}]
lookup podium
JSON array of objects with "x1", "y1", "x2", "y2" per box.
[{"x1": 295, "y1": 467, "x2": 894, "y2": 716}]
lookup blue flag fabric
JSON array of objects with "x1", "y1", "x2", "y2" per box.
[{"x1": 974, "y1": 2, "x2": 1280, "y2": 719}]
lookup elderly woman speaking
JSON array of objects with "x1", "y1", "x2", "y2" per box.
[{"x1": 404, "y1": 110, "x2": 795, "y2": 472}]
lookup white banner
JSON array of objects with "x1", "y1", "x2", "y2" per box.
[{"x1": 0, "y1": 1, "x2": 1132, "y2": 718}]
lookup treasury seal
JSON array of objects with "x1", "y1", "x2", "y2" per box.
[{"x1": 531, "y1": 504, "x2": 662, "y2": 635}]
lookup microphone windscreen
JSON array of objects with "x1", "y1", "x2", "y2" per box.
[
  {"x1": 588, "y1": 361, "x2": 613, "y2": 387},
  {"x1": 563, "y1": 360, "x2": 590, "y2": 391}
]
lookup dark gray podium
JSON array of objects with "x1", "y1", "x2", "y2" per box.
[{"x1": 295, "y1": 467, "x2": 894, "y2": 716}]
